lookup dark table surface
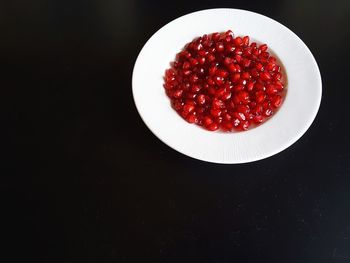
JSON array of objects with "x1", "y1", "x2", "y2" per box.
[{"x1": 2, "y1": 0, "x2": 350, "y2": 262}]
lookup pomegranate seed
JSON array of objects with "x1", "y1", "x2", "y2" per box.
[
  {"x1": 191, "y1": 84, "x2": 201, "y2": 93},
  {"x1": 173, "y1": 89, "x2": 183, "y2": 98},
  {"x1": 231, "y1": 73, "x2": 241, "y2": 82},
  {"x1": 233, "y1": 84, "x2": 244, "y2": 92},
  {"x1": 182, "y1": 104, "x2": 195, "y2": 116},
  {"x1": 255, "y1": 91, "x2": 266, "y2": 103},
  {"x1": 253, "y1": 115, "x2": 264, "y2": 123},
  {"x1": 256, "y1": 63, "x2": 264, "y2": 71},
  {"x1": 203, "y1": 116, "x2": 213, "y2": 126},
  {"x1": 242, "y1": 58, "x2": 251, "y2": 68},
  {"x1": 215, "y1": 88, "x2": 226, "y2": 98},
  {"x1": 212, "y1": 99, "x2": 225, "y2": 109},
  {"x1": 260, "y1": 72, "x2": 271, "y2": 81},
  {"x1": 225, "y1": 44, "x2": 235, "y2": 53},
  {"x1": 236, "y1": 104, "x2": 250, "y2": 114},
  {"x1": 198, "y1": 56, "x2": 206, "y2": 65},
  {"x1": 210, "y1": 109, "x2": 222, "y2": 117},
  {"x1": 239, "y1": 120, "x2": 250, "y2": 130},
  {"x1": 183, "y1": 69, "x2": 192, "y2": 76},
  {"x1": 233, "y1": 118, "x2": 240, "y2": 127},
  {"x1": 227, "y1": 63, "x2": 237, "y2": 73},
  {"x1": 164, "y1": 30, "x2": 285, "y2": 132},
  {"x1": 246, "y1": 81, "x2": 255, "y2": 91},
  {"x1": 197, "y1": 94, "x2": 206, "y2": 105},
  {"x1": 189, "y1": 74, "x2": 199, "y2": 83},
  {"x1": 233, "y1": 37, "x2": 243, "y2": 46},
  {"x1": 235, "y1": 54, "x2": 242, "y2": 63},
  {"x1": 259, "y1": 44, "x2": 268, "y2": 52},
  {"x1": 237, "y1": 91, "x2": 250, "y2": 103},
  {"x1": 207, "y1": 122, "x2": 219, "y2": 131},
  {"x1": 242, "y1": 36, "x2": 250, "y2": 46},
  {"x1": 214, "y1": 76, "x2": 224, "y2": 86},
  {"x1": 212, "y1": 32, "x2": 221, "y2": 41},
  {"x1": 221, "y1": 91, "x2": 232, "y2": 100},
  {"x1": 224, "y1": 57, "x2": 233, "y2": 65},
  {"x1": 263, "y1": 107, "x2": 273, "y2": 117},
  {"x1": 207, "y1": 53, "x2": 216, "y2": 62},
  {"x1": 235, "y1": 64, "x2": 242, "y2": 72},
  {"x1": 274, "y1": 72, "x2": 282, "y2": 81},
  {"x1": 275, "y1": 81, "x2": 284, "y2": 90},
  {"x1": 182, "y1": 61, "x2": 190, "y2": 69},
  {"x1": 186, "y1": 113, "x2": 198, "y2": 123},
  {"x1": 271, "y1": 95, "x2": 282, "y2": 108},
  {"x1": 216, "y1": 42, "x2": 225, "y2": 52},
  {"x1": 216, "y1": 69, "x2": 229, "y2": 78},
  {"x1": 222, "y1": 121, "x2": 233, "y2": 131},
  {"x1": 266, "y1": 84, "x2": 278, "y2": 95},
  {"x1": 223, "y1": 113, "x2": 232, "y2": 121},
  {"x1": 172, "y1": 99, "x2": 183, "y2": 111},
  {"x1": 189, "y1": 58, "x2": 199, "y2": 66},
  {"x1": 241, "y1": 71, "x2": 251, "y2": 80}
]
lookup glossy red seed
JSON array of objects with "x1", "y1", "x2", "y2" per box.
[
  {"x1": 222, "y1": 91, "x2": 232, "y2": 101},
  {"x1": 183, "y1": 104, "x2": 195, "y2": 115},
  {"x1": 198, "y1": 56, "x2": 206, "y2": 65},
  {"x1": 240, "y1": 120, "x2": 250, "y2": 130},
  {"x1": 216, "y1": 69, "x2": 229, "y2": 78},
  {"x1": 189, "y1": 74, "x2": 199, "y2": 83},
  {"x1": 212, "y1": 99, "x2": 225, "y2": 109},
  {"x1": 212, "y1": 32, "x2": 221, "y2": 41},
  {"x1": 271, "y1": 95, "x2": 282, "y2": 108},
  {"x1": 263, "y1": 107, "x2": 273, "y2": 117},
  {"x1": 241, "y1": 71, "x2": 251, "y2": 80},
  {"x1": 231, "y1": 73, "x2": 241, "y2": 82},
  {"x1": 189, "y1": 58, "x2": 199, "y2": 66},
  {"x1": 215, "y1": 88, "x2": 226, "y2": 98},
  {"x1": 214, "y1": 76, "x2": 224, "y2": 86},
  {"x1": 253, "y1": 115, "x2": 264, "y2": 124},
  {"x1": 173, "y1": 89, "x2": 183, "y2": 98},
  {"x1": 237, "y1": 91, "x2": 250, "y2": 103},
  {"x1": 233, "y1": 118, "x2": 240, "y2": 127},
  {"x1": 216, "y1": 42, "x2": 225, "y2": 52},
  {"x1": 246, "y1": 81, "x2": 255, "y2": 91},
  {"x1": 222, "y1": 121, "x2": 233, "y2": 131},
  {"x1": 223, "y1": 113, "x2": 232, "y2": 121},
  {"x1": 227, "y1": 63, "x2": 237, "y2": 73},
  {"x1": 182, "y1": 61, "x2": 190, "y2": 69},
  {"x1": 260, "y1": 72, "x2": 271, "y2": 81},
  {"x1": 224, "y1": 57, "x2": 233, "y2": 65},
  {"x1": 207, "y1": 122, "x2": 219, "y2": 131},
  {"x1": 233, "y1": 84, "x2": 244, "y2": 92},
  {"x1": 197, "y1": 94, "x2": 206, "y2": 105},
  {"x1": 255, "y1": 91, "x2": 266, "y2": 103},
  {"x1": 259, "y1": 44, "x2": 268, "y2": 52},
  {"x1": 242, "y1": 58, "x2": 251, "y2": 68},
  {"x1": 235, "y1": 54, "x2": 242, "y2": 63},
  {"x1": 203, "y1": 116, "x2": 213, "y2": 126},
  {"x1": 266, "y1": 84, "x2": 278, "y2": 95},
  {"x1": 242, "y1": 36, "x2": 250, "y2": 46},
  {"x1": 233, "y1": 37, "x2": 243, "y2": 46},
  {"x1": 191, "y1": 84, "x2": 201, "y2": 93},
  {"x1": 186, "y1": 113, "x2": 198, "y2": 123},
  {"x1": 210, "y1": 109, "x2": 222, "y2": 117}
]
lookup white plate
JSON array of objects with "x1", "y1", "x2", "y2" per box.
[{"x1": 132, "y1": 8, "x2": 322, "y2": 164}]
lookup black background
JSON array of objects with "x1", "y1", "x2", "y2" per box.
[{"x1": 2, "y1": 0, "x2": 350, "y2": 262}]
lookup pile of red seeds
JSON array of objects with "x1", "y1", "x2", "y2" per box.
[{"x1": 164, "y1": 30, "x2": 285, "y2": 131}]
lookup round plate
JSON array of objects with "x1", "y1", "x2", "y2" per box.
[{"x1": 132, "y1": 8, "x2": 322, "y2": 164}]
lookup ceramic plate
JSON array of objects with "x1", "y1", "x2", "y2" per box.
[{"x1": 132, "y1": 8, "x2": 322, "y2": 164}]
